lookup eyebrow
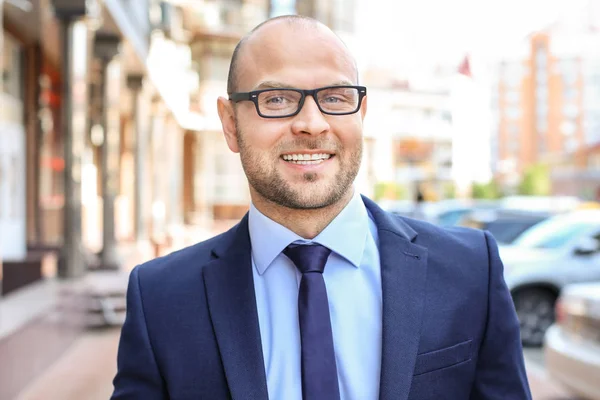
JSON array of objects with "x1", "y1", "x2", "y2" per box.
[{"x1": 251, "y1": 80, "x2": 356, "y2": 91}]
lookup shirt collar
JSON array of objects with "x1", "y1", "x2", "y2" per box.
[{"x1": 248, "y1": 190, "x2": 369, "y2": 275}]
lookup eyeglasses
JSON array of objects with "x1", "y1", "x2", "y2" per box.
[{"x1": 228, "y1": 85, "x2": 367, "y2": 118}]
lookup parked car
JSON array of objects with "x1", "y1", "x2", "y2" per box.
[
  {"x1": 499, "y1": 210, "x2": 600, "y2": 346},
  {"x1": 380, "y1": 199, "x2": 499, "y2": 226},
  {"x1": 432, "y1": 199, "x2": 500, "y2": 227},
  {"x1": 378, "y1": 200, "x2": 417, "y2": 218},
  {"x1": 545, "y1": 281, "x2": 600, "y2": 400},
  {"x1": 459, "y1": 209, "x2": 549, "y2": 245},
  {"x1": 500, "y1": 195, "x2": 581, "y2": 213}
]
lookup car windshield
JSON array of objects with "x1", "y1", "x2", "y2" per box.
[{"x1": 513, "y1": 218, "x2": 594, "y2": 249}]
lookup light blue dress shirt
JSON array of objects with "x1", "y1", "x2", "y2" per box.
[{"x1": 249, "y1": 191, "x2": 382, "y2": 400}]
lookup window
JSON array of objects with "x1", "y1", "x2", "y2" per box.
[
  {"x1": 588, "y1": 154, "x2": 600, "y2": 170},
  {"x1": 505, "y1": 90, "x2": 520, "y2": 104},
  {"x1": 584, "y1": 113, "x2": 600, "y2": 144},
  {"x1": 1, "y1": 32, "x2": 23, "y2": 99},
  {"x1": 514, "y1": 219, "x2": 595, "y2": 250},
  {"x1": 270, "y1": 0, "x2": 296, "y2": 17},
  {"x1": 501, "y1": 63, "x2": 524, "y2": 89},
  {"x1": 565, "y1": 137, "x2": 579, "y2": 152},
  {"x1": 535, "y1": 44, "x2": 547, "y2": 69},
  {"x1": 506, "y1": 106, "x2": 520, "y2": 120},
  {"x1": 563, "y1": 87, "x2": 578, "y2": 101},
  {"x1": 331, "y1": 0, "x2": 356, "y2": 32},
  {"x1": 536, "y1": 98, "x2": 548, "y2": 133},
  {"x1": 560, "y1": 120, "x2": 577, "y2": 136},
  {"x1": 560, "y1": 59, "x2": 579, "y2": 85},
  {"x1": 536, "y1": 118, "x2": 548, "y2": 134},
  {"x1": 562, "y1": 104, "x2": 580, "y2": 119},
  {"x1": 537, "y1": 137, "x2": 546, "y2": 154},
  {"x1": 536, "y1": 86, "x2": 548, "y2": 103}
]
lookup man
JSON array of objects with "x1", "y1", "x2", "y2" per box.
[{"x1": 112, "y1": 15, "x2": 531, "y2": 400}]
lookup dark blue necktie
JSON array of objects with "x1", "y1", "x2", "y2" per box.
[{"x1": 284, "y1": 244, "x2": 340, "y2": 400}]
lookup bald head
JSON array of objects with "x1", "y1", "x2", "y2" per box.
[{"x1": 226, "y1": 15, "x2": 358, "y2": 94}]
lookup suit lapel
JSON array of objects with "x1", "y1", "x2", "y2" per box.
[
  {"x1": 203, "y1": 216, "x2": 269, "y2": 400},
  {"x1": 363, "y1": 197, "x2": 428, "y2": 400},
  {"x1": 203, "y1": 199, "x2": 427, "y2": 400}
]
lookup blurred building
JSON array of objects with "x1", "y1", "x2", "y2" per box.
[
  {"x1": 492, "y1": 0, "x2": 600, "y2": 198},
  {"x1": 361, "y1": 71, "x2": 455, "y2": 201},
  {"x1": 0, "y1": 0, "x2": 201, "y2": 397},
  {"x1": 450, "y1": 55, "x2": 493, "y2": 198}
]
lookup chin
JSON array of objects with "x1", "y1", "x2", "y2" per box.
[{"x1": 289, "y1": 188, "x2": 346, "y2": 210}]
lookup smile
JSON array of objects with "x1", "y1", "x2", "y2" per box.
[{"x1": 281, "y1": 153, "x2": 333, "y2": 165}]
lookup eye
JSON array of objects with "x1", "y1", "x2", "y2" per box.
[
  {"x1": 258, "y1": 90, "x2": 300, "y2": 109},
  {"x1": 318, "y1": 88, "x2": 358, "y2": 104},
  {"x1": 323, "y1": 96, "x2": 342, "y2": 103},
  {"x1": 265, "y1": 96, "x2": 288, "y2": 104}
]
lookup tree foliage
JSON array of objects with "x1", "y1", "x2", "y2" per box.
[{"x1": 518, "y1": 164, "x2": 550, "y2": 196}]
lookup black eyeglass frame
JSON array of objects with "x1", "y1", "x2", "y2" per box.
[{"x1": 228, "y1": 85, "x2": 367, "y2": 118}]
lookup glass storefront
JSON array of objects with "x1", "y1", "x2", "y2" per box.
[
  {"x1": 37, "y1": 67, "x2": 64, "y2": 246},
  {"x1": 1, "y1": 31, "x2": 23, "y2": 120},
  {"x1": 0, "y1": 31, "x2": 26, "y2": 260}
]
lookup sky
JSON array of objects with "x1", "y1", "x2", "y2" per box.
[{"x1": 354, "y1": 0, "x2": 590, "y2": 73}]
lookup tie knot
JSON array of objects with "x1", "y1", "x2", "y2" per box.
[{"x1": 284, "y1": 244, "x2": 332, "y2": 274}]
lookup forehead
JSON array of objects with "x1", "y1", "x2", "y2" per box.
[{"x1": 236, "y1": 21, "x2": 357, "y2": 91}]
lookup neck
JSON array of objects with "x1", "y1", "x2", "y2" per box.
[{"x1": 251, "y1": 188, "x2": 355, "y2": 239}]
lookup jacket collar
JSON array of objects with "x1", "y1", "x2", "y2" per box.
[{"x1": 206, "y1": 196, "x2": 427, "y2": 400}]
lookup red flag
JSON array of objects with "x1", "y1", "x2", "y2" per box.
[{"x1": 458, "y1": 55, "x2": 472, "y2": 78}]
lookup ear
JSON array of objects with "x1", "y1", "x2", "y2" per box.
[
  {"x1": 360, "y1": 95, "x2": 368, "y2": 120},
  {"x1": 217, "y1": 96, "x2": 240, "y2": 153}
]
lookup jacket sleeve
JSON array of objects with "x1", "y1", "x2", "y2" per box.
[
  {"x1": 470, "y1": 231, "x2": 532, "y2": 400},
  {"x1": 111, "y1": 266, "x2": 168, "y2": 399}
]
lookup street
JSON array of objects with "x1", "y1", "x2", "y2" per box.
[
  {"x1": 14, "y1": 328, "x2": 582, "y2": 400},
  {"x1": 524, "y1": 348, "x2": 582, "y2": 400}
]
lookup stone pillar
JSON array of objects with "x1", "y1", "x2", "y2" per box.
[
  {"x1": 126, "y1": 74, "x2": 147, "y2": 242},
  {"x1": 94, "y1": 34, "x2": 121, "y2": 270},
  {"x1": 0, "y1": 0, "x2": 4, "y2": 294},
  {"x1": 52, "y1": 0, "x2": 91, "y2": 278}
]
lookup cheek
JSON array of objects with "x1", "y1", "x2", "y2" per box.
[
  {"x1": 242, "y1": 119, "x2": 285, "y2": 152},
  {"x1": 335, "y1": 120, "x2": 363, "y2": 146}
]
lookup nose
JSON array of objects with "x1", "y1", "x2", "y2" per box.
[{"x1": 290, "y1": 95, "x2": 330, "y2": 136}]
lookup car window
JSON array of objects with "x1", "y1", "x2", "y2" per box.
[
  {"x1": 437, "y1": 210, "x2": 469, "y2": 226},
  {"x1": 486, "y1": 220, "x2": 543, "y2": 244},
  {"x1": 513, "y1": 219, "x2": 596, "y2": 249}
]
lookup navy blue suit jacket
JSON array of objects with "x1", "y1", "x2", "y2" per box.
[{"x1": 112, "y1": 196, "x2": 532, "y2": 399}]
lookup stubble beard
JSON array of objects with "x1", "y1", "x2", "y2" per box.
[{"x1": 237, "y1": 129, "x2": 363, "y2": 210}]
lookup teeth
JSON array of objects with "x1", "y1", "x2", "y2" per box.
[{"x1": 282, "y1": 153, "x2": 332, "y2": 162}]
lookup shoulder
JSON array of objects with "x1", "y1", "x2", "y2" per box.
[
  {"x1": 132, "y1": 229, "x2": 231, "y2": 287},
  {"x1": 392, "y1": 213, "x2": 496, "y2": 266},
  {"x1": 389, "y1": 213, "x2": 500, "y2": 304},
  {"x1": 363, "y1": 195, "x2": 494, "y2": 262},
  {"x1": 395, "y1": 212, "x2": 489, "y2": 244}
]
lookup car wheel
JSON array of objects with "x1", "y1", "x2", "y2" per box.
[{"x1": 512, "y1": 288, "x2": 556, "y2": 347}]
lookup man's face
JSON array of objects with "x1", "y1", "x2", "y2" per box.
[{"x1": 219, "y1": 22, "x2": 367, "y2": 210}]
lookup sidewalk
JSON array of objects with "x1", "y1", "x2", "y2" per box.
[
  {"x1": 526, "y1": 362, "x2": 580, "y2": 400},
  {"x1": 16, "y1": 327, "x2": 120, "y2": 400}
]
